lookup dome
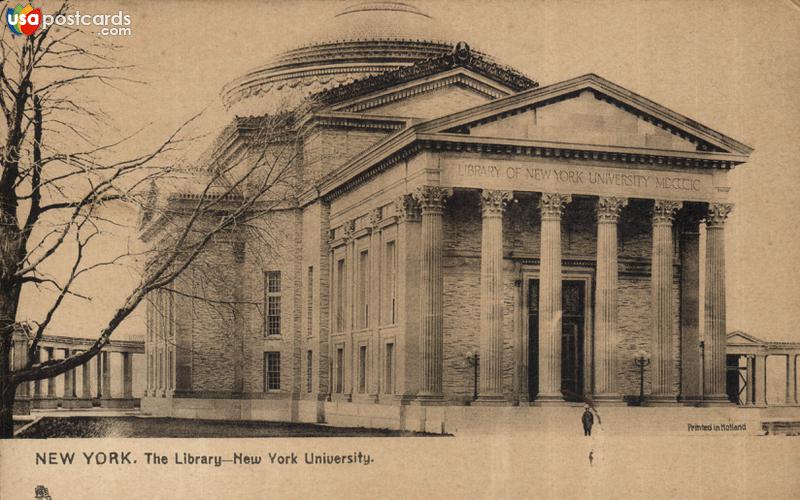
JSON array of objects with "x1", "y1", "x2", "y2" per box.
[
  {"x1": 299, "y1": 1, "x2": 452, "y2": 46},
  {"x1": 221, "y1": 1, "x2": 459, "y2": 115}
]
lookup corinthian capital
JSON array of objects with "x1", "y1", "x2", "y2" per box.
[
  {"x1": 705, "y1": 203, "x2": 733, "y2": 227},
  {"x1": 412, "y1": 186, "x2": 453, "y2": 213},
  {"x1": 480, "y1": 190, "x2": 513, "y2": 216},
  {"x1": 596, "y1": 197, "x2": 628, "y2": 223},
  {"x1": 394, "y1": 194, "x2": 421, "y2": 223},
  {"x1": 652, "y1": 200, "x2": 682, "y2": 225},
  {"x1": 539, "y1": 193, "x2": 572, "y2": 220},
  {"x1": 369, "y1": 208, "x2": 382, "y2": 228},
  {"x1": 342, "y1": 219, "x2": 356, "y2": 241}
]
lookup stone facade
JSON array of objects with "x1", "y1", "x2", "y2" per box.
[{"x1": 140, "y1": 2, "x2": 752, "y2": 428}]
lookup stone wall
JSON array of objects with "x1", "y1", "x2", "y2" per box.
[{"x1": 239, "y1": 209, "x2": 302, "y2": 396}]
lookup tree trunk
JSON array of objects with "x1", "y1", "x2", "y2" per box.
[{"x1": 0, "y1": 380, "x2": 15, "y2": 439}]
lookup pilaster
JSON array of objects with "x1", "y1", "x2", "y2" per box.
[{"x1": 395, "y1": 194, "x2": 421, "y2": 401}]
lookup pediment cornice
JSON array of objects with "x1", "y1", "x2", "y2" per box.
[
  {"x1": 421, "y1": 74, "x2": 754, "y2": 157},
  {"x1": 299, "y1": 74, "x2": 753, "y2": 207}
]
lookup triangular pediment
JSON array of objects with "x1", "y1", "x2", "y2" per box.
[
  {"x1": 325, "y1": 69, "x2": 516, "y2": 120},
  {"x1": 421, "y1": 74, "x2": 753, "y2": 157},
  {"x1": 727, "y1": 331, "x2": 766, "y2": 346},
  {"x1": 310, "y1": 47, "x2": 537, "y2": 120}
]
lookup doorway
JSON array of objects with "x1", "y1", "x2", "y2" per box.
[{"x1": 528, "y1": 279, "x2": 587, "y2": 402}]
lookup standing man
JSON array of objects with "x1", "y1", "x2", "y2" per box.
[{"x1": 582, "y1": 404, "x2": 594, "y2": 436}]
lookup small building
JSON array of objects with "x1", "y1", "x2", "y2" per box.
[{"x1": 139, "y1": 2, "x2": 757, "y2": 428}]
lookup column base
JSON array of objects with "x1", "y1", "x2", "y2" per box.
[
  {"x1": 473, "y1": 394, "x2": 509, "y2": 406},
  {"x1": 700, "y1": 395, "x2": 736, "y2": 407},
  {"x1": 394, "y1": 394, "x2": 418, "y2": 405},
  {"x1": 411, "y1": 393, "x2": 447, "y2": 406},
  {"x1": 532, "y1": 393, "x2": 566, "y2": 406},
  {"x1": 646, "y1": 394, "x2": 680, "y2": 406},
  {"x1": 679, "y1": 395, "x2": 705, "y2": 406},
  {"x1": 591, "y1": 394, "x2": 626, "y2": 406}
]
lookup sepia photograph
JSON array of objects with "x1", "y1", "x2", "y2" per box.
[{"x1": 1, "y1": 0, "x2": 799, "y2": 498}]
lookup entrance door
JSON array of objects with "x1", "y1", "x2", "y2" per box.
[
  {"x1": 527, "y1": 280, "x2": 540, "y2": 401},
  {"x1": 561, "y1": 281, "x2": 585, "y2": 401},
  {"x1": 528, "y1": 279, "x2": 586, "y2": 402}
]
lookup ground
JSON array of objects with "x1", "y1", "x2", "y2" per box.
[{"x1": 14, "y1": 416, "x2": 442, "y2": 438}]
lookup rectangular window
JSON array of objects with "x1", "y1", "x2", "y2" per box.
[
  {"x1": 265, "y1": 271, "x2": 281, "y2": 336},
  {"x1": 385, "y1": 343, "x2": 395, "y2": 394},
  {"x1": 307, "y1": 266, "x2": 314, "y2": 337},
  {"x1": 264, "y1": 352, "x2": 281, "y2": 391},
  {"x1": 335, "y1": 347, "x2": 344, "y2": 393},
  {"x1": 382, "y1": 240, "x2": 397, "y2": 325},
  {"x1": 306, "y1": 350, "x2": 313, "y2": 393},
  {"x1": 357, "y1": 250, "x2": 370, "y2": 329},
  {"x1": 335, "y1": 259, "x2": 345, "y2": 332},
  {"x1": 358, "y1": 345, "x2": 367, "y2": 393}
]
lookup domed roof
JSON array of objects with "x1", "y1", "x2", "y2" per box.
[
  {"x1": 221, "y1": 1, "x2": 458, "y2": 115},
  {"x1": 299, "y1": 1, "x2": 453, "y2": 46}
]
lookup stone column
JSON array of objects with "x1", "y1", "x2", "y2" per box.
[
  {"x1": 96, "y1": 353, "x2": 103, "y2": 398},
  {"x1": 786, "y1": 354, "x2": 797, "y2": 406},
  {"x1": 703, "y1": 203, "x2": 733, "y2": 403},
  {"x1": 477, "y1": 189, "x2": 512, "y2": 404},
  {"x1": 537, "y1": 193, "x2": 571, "y2": 403},
  {"x1": 33, "y1": 348, "x2": 42, "y2": 399},
  {"x1": 411, "y1": 186, "x2": 452, "y2": 401},
  {"x1": 123, "y1": 352, "x2": 133, "y2": 399},
  {"x1": 101, "y1": 351, "x2": 112, "y2": 399},
  {"x1": 594, "y1": 196, "x2": 627, "y2": 402},
  {"x1": 746, "y1": 355, "x2": 755, "y2": 406},
  {"x1": 650, "y1": 200, "x2": 682, "y2": 403},
  {"x1": 46, "y1": 348, "x2": 56, "y2": 397},
  {"x1": 679, "y1": 211, "x2": 703, "y2": 403},
  {"x1": 62, "y1": 348, "x2": 75, "y2": 400},
  {"x1": 754, "y1": 354, "x2": 767, "y2": 407},
  {"x1": 81, "y1": 356, "x2": 92, "y2": 399}
]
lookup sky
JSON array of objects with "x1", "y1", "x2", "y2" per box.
[{"x1": 18, "y1": 0, "x2": 800, "y2": 344}]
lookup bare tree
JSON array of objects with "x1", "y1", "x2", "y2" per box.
[{"x1": 0, "y1": 2, "x2": 300, "y2": 438}]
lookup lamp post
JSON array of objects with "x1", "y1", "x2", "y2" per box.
[
  {"x1": 634, "y1": 349, "x2": 651, "y2": 405},
  {"x1": 465, "y1": 351, "x2": 479, "y2": 402}
]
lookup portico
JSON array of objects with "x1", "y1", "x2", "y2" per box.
[
  {"x1": 377, "y1": 187, "x2": 734, "y2": 406},
  {"x1": 322, "y1": 73, "x2": 752, "y2": 409}
]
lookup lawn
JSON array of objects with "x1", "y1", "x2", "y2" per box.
[{"x1": 15, "y1": 416, "x2": 442, "y2": 438}]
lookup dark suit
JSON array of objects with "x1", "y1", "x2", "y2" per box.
[{"x1": 582, "y1": 409, "x2": 594, "y2": 436}]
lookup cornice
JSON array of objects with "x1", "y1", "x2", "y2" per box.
[
  {"x1": 297, "y1": 112, "x2": 411, "y2": 137},
  {"x1": 421, "y1": 74, "x2": 754, "y2": 157},
  {"x1": 334, "y1": 72, "x2": 510, "y2": 113},
  {"x1": 419, "y1": 133, "x2": 747, "y2": 167},
  {"x1": 312, "y1": 43, "x2": 537, "y2": 109},
  {"x1": 297, "y1": 125, "x2": 746, "y2": 209}
]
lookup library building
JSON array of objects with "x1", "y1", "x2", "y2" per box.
[{"x1": 140, "y1": 2, "x2": 755, "y2": 431}]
